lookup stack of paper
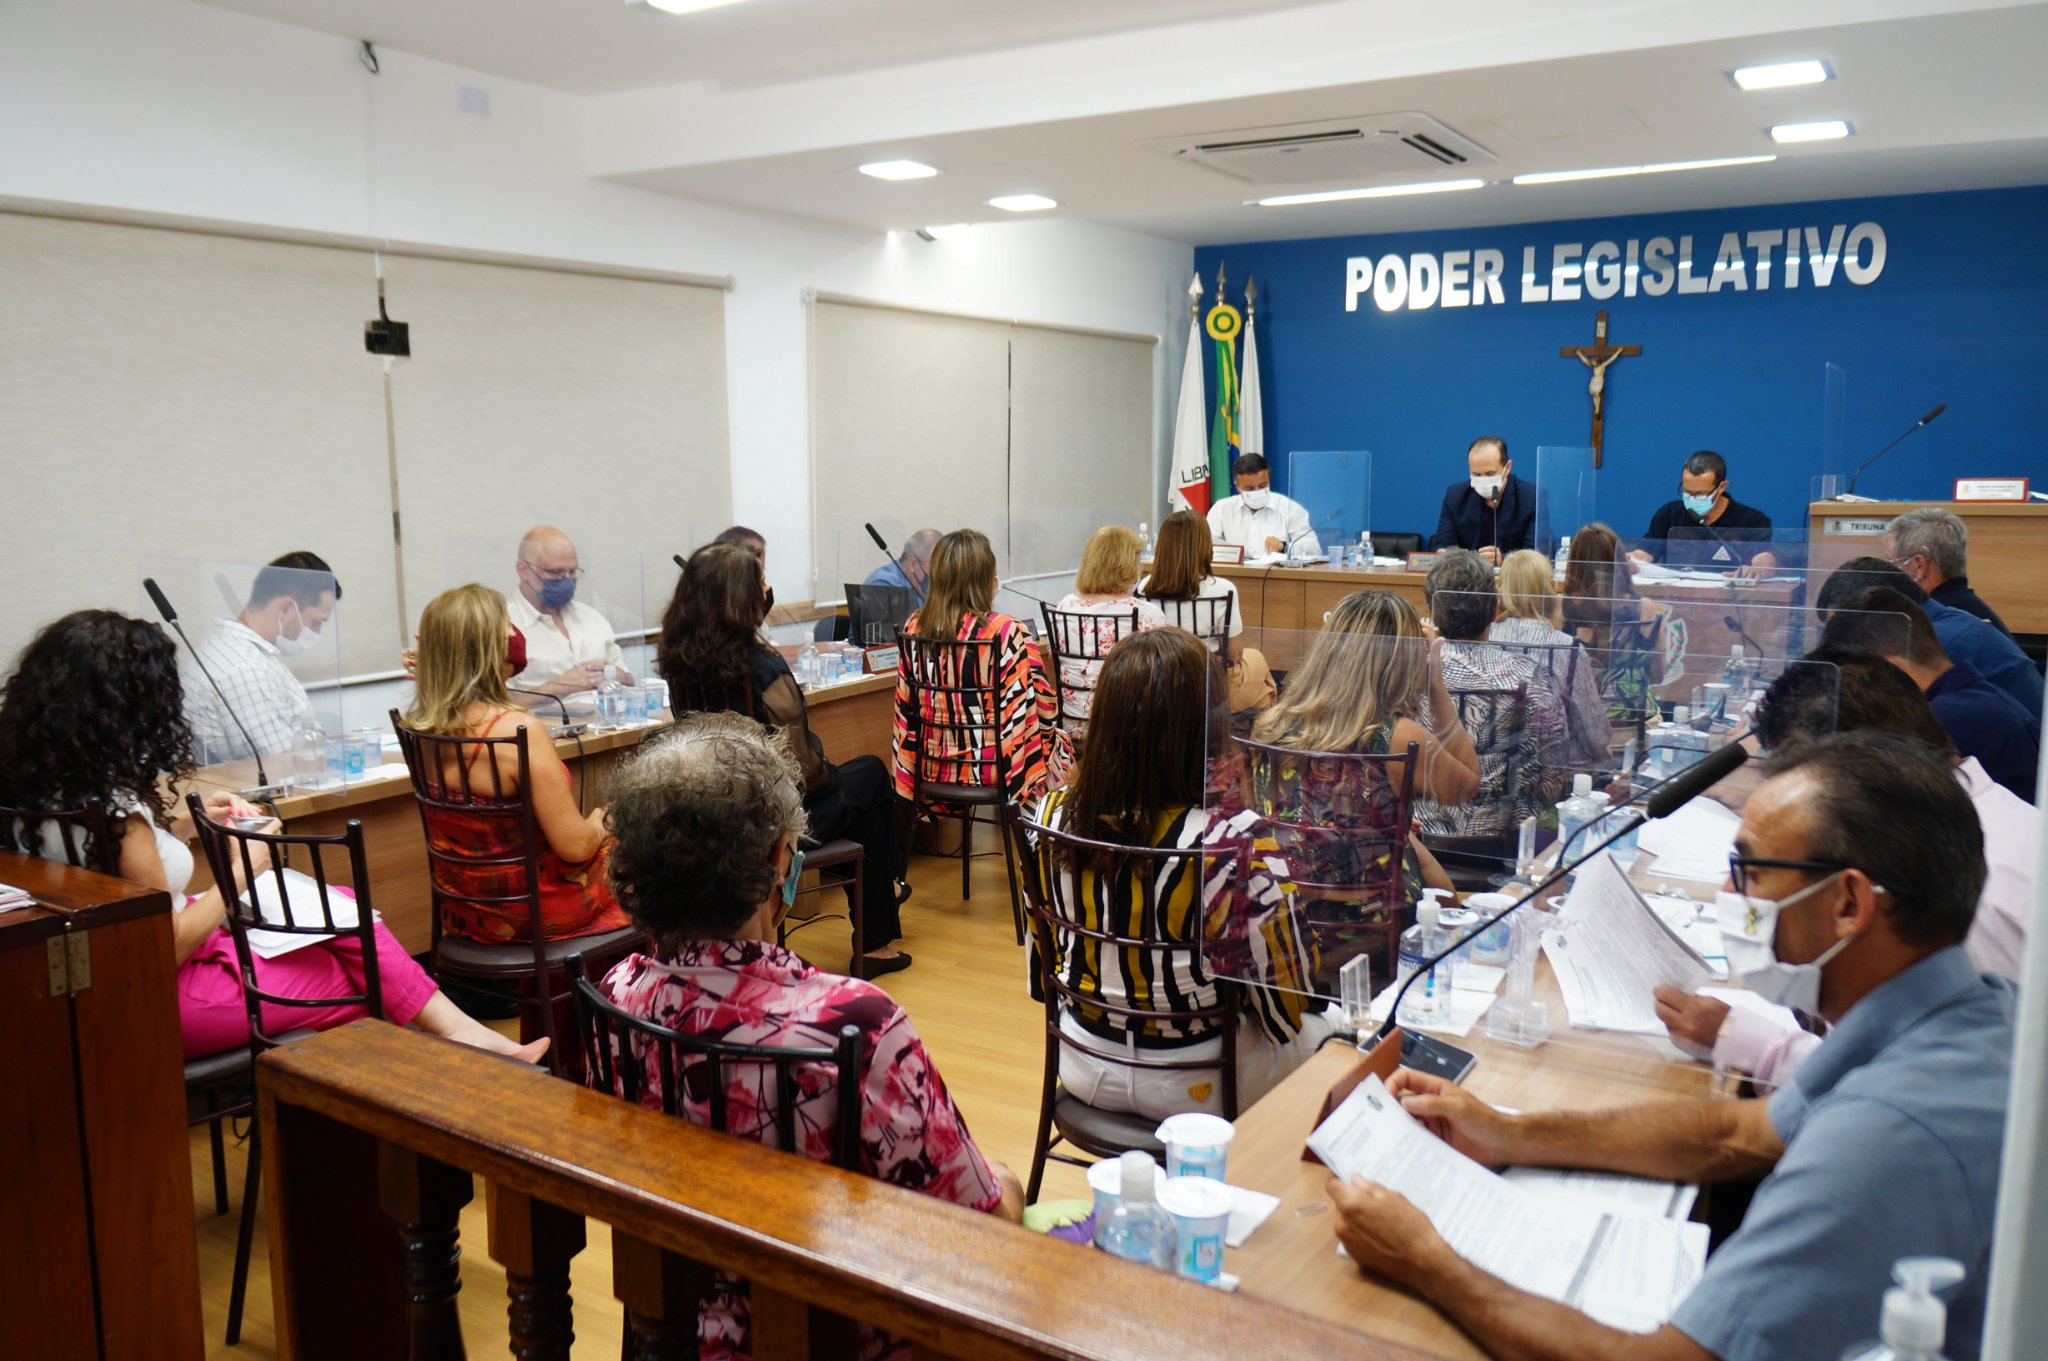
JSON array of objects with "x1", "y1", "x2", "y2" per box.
[
  {"x1": 239, "y1": 869, "x2": 382, "y2": 958},
  {"x1": 1635, "y1": 798, "x2": 1741, "y2": 884},
  {"x1": 1545, "y1": 855, "x2": 1711, "y2": 1034},
  {"x1": 0, "y1": 882, "x2": 34, "y2": 912}
]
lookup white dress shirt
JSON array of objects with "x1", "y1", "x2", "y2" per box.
[
  {"x1": 184, "y1": 619, "x2": 311, "y2": 762},
  {"x1": 1207, "y1": 493, "x2": 1321, "y2": 557},
  {"x1": 507, "y1": 590, "x2": 628, "y2": 697}
]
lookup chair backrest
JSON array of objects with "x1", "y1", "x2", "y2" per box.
[
  {"x1": 666, "y1": 672, "x2": 759, "y2": 722},
  {"x1": 0, "y1": 797, "x2": 120, "y2": 875},
  {"x1": 1489, "y1": 637, "x2": 1582, "y2": 697},
  {"x1": 1237, "y1": 738, "x2": 1419, "y2": 904},
  {"x1": 1367, "y1": 530, "x2": 1423, "y2": 560},
  {"x1": 1146, "y1": 593, "x2": 1234, "y2": 650},
  {"x1": 389, "y1": 709, "x2": 547, "y2": 951},
  {"x1": 1038, "y1": 604, "x2": 1141, "y2": 729},
  {"x1": 186, "y1": 793, "x2": 385, "y2": 1049},
  {"x1": 1446, "y1": 681, "x2": 1533, "y2": 804},
  {"x1": 567, "y1": 955, "x2": 863, "y2": 1170},
  {"x1": 1018, "y1": 818, "x2": 1246, "y2": 1113},
  {"x1": 896, "y1": 631, "x2": 1012, "y2": 795}
]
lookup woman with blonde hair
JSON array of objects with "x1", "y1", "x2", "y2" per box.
[
  {"x1": 403, "y1": 583, "x2": 629, "y2": 945},
  {"x1": 892, "y1": 529, "x2": 1065, "y2": 810},
  {"x1": 1138, "y1": 509, "x2": 1276, "y2": 711},
  {"x1": 1048, "y1": 525, "x2": 1167, "y2": 728},
  {"x1": 1490, "y1": 548, "x2": 1613, "y2": 767}
]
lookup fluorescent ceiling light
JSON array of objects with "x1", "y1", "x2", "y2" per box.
[
  {"x1": 987, "y1": 193, "x2": 1057, "y2": 212},
  {"x1": 859, "y1": 159, "x2": 940, "y2": 181},
  {"x1": 629, "y1": 0, "x2": 755, "y2": 14},
  {"x1": 1254, "y1": 178, "x2": 1486, "y2": 207},
  {"x1": 1732, "y1": 60, "x2": 1831, "y2": 91},
  {"x1": 1770, "y1": 120, "x2": 1852, "y2": 144},
  {"x1": 917, "y1": 224, "x2": 971, "y2": 241},
  {"x1": 1513, "y1": 155, "x2": 1775, "y2": 186}
]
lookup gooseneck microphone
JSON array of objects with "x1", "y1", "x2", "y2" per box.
[
  {"x1": 1723, "y1": 613, "x2": 1765, "y2": 663},
  {"x1": 1845, "y1": 403, "x2": 1947, "y2": 497},
  {"x1": 672, "y1": 553, "x2": 687, "y2": 571},
  {"x1": 1368, "y1": 741, "x2": 1749, "y2": 1047},
  {"x1": 144, "y1": 577, "x2": 277, "y2": 792}
]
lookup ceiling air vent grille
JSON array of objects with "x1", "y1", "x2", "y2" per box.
[{"x1": 1146, "y1": 113, "x2": 1495, "y2": 186}]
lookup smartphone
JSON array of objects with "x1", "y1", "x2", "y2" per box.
[
  {"x1": 1400, "y1": 1031, "x2": 1477, "y2": 1085},
  {"x1": 232, "y1": 816, "x2": 274, "y2": 831}
]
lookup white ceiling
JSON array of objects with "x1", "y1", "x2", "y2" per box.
[{"x1": 193, "y1": 0, "x2": 2048, "y2": 244}]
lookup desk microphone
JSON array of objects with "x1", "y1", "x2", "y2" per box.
[
  {"x1": 1844, "y1": 403, "x2": 1947, "y2": 498},
  {"x1": 1723, "y1": 613, "x2": 1765, "y2": 662},
  {"x1": 509, "y1": 686, "x2": 583, "y2": 737},
  {"x1": 1285, "y1": 509, "x2": 1343, "y2": 561},
  {"x1": 1369, "y1": 741, "x2": 1748, "y2": 1046},
  {"x1": 672, "y1": 553, "x2": 687, "y2": 571},
  {"x1": 144, "y1": 577, "x2": 282, "y2": 795}
]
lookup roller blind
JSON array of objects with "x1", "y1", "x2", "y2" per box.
[
  {"x1": 1007, "y1": 325, "x2": 1155, "y2": 575},
  {"x1": 383, "y1": 255, "x2": 731, "y2": 644},
  {"x1": 0, "y1": 213, "x2": 397, "y2": 675},
  {"x1": 809, "y1": 301, "x2": 1011, "y2": 593}
]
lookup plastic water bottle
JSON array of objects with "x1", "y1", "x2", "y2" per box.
[
  {"x1": 293, "y1": 713, "x2": 329, "y2": 789},
  {"x1": 1397, "y1": 897, "x2": 1457, "y2": 1027},
  {"x1": 1138, "y1": 521, "x2": 1152, "y2": 557},
  {"x1": 1556, "y1": 773, "x2": 1606, "y2": 882},
  {"x1": 1840, "y1": 1258, "x2": 1964, "y2": 1361},
  {"x1": 1359, "y1": 530, "x2": 1374, "y2": 569},
  {"x1": 795, "y1": 644, "x2": 819, "y2": 687},
  {"x1": 1555, "y1": 535, "x2": 1572, "y2": 581},
  {"x1": 597, "y1": 665, "x2": 622, "y2": 727},
  {"x1": 1099, "y1": 1151, "x2": 1177, "y2": 1271}
]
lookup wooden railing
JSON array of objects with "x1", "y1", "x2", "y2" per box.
[{"x1": 257, "y1": 1022, "x2": 1435, "y2": 1361}]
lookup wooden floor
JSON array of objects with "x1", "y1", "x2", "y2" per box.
[{"x1": 190, "y1": 837, "x2": 1095, "y2": 1358}]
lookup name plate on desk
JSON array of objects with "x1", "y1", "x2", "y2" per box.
[
  {"x1": 1212, "y1": 543, "x2": 1245, "y2": 565},
  {"x1": 864, "y1": 645, "x2": 899, "y2": 674},
  {"x1": 1823, "y1": 516, "x2": 1892, "y2": 537},
  {"x1": 1956, "y1": 477, "x2": 2030, "y2": 502},
  {"x1": 1406, "y1": 551, "x2": 1441, "y2": 571}
]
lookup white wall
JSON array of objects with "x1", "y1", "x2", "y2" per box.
[{"x1": 0, "y1": 0, "x2": 1193, "y2": 605}]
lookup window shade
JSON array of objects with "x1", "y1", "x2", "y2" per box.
[{"x1": 1007, "y1": 325, "x2": 1156, "y2": 577}]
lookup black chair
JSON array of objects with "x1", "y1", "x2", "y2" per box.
[
  {"x1": 1425, "y1": 681, "x2": 1534, "y2": 889},
  {"x1": 1038, "y1": 602, "x2": 1143, "y2": 742},
  {"x1": 187, "y1": 796, "x2": 386, "y2": 1346},
  {"x1": 1367, "y1": 530, "x2": 1423, "y2": 560},
  {"x1": 391, "y1": 711, "x2": 643, "y2": 1077},
  {"x1": 665, "y1": 673, "x2": 869, "y2": 977},
  {"x1": 897, "y1": 631, "x2": 1030, "y2": 944},
  {"x1": 1018, "y1": 818, "x2": 1249, "y2": 1201},
  {"x1": 1148, "y1": 592, "x2": 1235, "y2": 654}
]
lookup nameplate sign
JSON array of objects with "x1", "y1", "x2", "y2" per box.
[
  {"x1": 1956, "y1": 478, "x2": 2029, "y2": 502},
  {"x1": 863, "y1": 645, "x2": 899, "y2": 674},
  {"x1": 1823, "y1": 517, "x2": 1891, "y2": 537},
  {"x1": 1212, "y1": 543, "x2": 1245, "y2": 565},
  {"x1": 1406, "y1": 551, "x2": 1442, "y2": 571}
]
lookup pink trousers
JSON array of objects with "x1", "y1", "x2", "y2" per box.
[{"x1": 178, "y1": 919, "x2": 438, "y2": 1060}]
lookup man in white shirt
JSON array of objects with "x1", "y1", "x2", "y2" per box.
[
  {"x1": 507, "y1": 525, "x2": 630, "y2": 704},
  {"x1": 184, "y1": 551, "x2": 339, "y2": 762},
  {"x1": 1204, "y1": 453, "x2": 1321, "y2": 558}
]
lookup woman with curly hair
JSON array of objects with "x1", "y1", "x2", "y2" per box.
[
  {"x1": 0, "y1": 609, "x2": 546, "y2": 1062},
  {"x1": 657, "y1": 542, "x2": 909, "y2": 975}
]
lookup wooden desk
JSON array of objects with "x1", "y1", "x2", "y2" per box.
[
  {"x1": 1808, "y1": 500, "x2": 2048, "y2": 634},
  {"x1": 1634, "y1": 578, "x2": 1802, "y2": 702},
  {"x1": 1213, "y1": 562, "x2": 1430, "y2": 670},
  {"x1": 0, "y1": 853, "x2": 203, "y2": 1361},
  {"x1": 183, "y1": 676, "x2": 897, "y2": 955}
]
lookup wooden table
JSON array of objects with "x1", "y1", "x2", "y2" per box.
[
  {"x1": 0, "y1": 852, "x2": 203, "y2": 1361},
  {"x1": 182, "y1": 675, "x2": 897, "y2": 955},
  {"x1": 1808, "y1": 499, "x2": 2048, "y2": 634},
  {"x1": 1212, "y1": 562, "x2": 1429, "y2": 671}
]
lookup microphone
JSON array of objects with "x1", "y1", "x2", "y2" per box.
[
  {"x1": 1844, "y1": 403, "x2": 1947, "y2": 497},
  {"x1": 1284, "y1": 509, "x2": 1342, "y2": 561},
  {"x1": 1369, "y1": 741, "x2": 1749, "y2": 1046},
  {"x1": 144, "y1": 578, "x2": 281, "y2": 795},
  {"x1": 865, "y1": 522, "x2": 895, "y2": 564},
  {"x1": 508, "y1": 686, "x2": 583, "y2": 736},
  {"x1": 672, "y1": 553, "x2": 686, "y2": 571},
  {"x1": 1723, "y1": 613, "x2": 1764, "y2": 660}
]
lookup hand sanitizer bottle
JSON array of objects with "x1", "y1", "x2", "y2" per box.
[
  {"x1": 1555, "y1": 772, "x2": 1605, "y2": 882},
  {"x1": 1099, "y1": 1151, "x2": 1177, "y2": 1271},
  {"x1": 1397, "y1": 897, "x2": 1457, "y2": 1027},
  {"x1": 1840, "y1": 1257, "x2": 1964, "y2": 1361},
  {"x1": 1554, "y1": 535, "x2": 1572, "y2": 581}
]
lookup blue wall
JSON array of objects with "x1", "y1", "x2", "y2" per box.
[{"x1": 1194, "y1": 185, "x2": 2048, "y2": 545}]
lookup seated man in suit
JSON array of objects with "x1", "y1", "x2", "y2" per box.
[
  {"x1": 1628, "y1": 449, "x2": 1777, "y2": 572},
  {"x1": 1429, "y1": 435, "x2": 1537, "y2": 564}
]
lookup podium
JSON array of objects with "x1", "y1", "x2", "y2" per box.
[{"x1": 1809, "y1": 500, "x2": 2048, "y2": 634}]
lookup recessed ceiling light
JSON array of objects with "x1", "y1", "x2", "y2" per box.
[
  {"x1": 987, "y1": 194, "x2": 1057, "y2": 212},
  {"x1": 1254, "y1": 178, "x2": 1486, "y2": 207},
  {"x1": 1732, "y1": 60, "x2": 1831, "y2": 91},
  {"x1": 859, "y1": 160, "x2": 940, "y2": 181},
  {"x1": 917, "y1": 224, "x2": 971, "y2": 241},
  {"x1": 1513, "y1": 154, "x2": 1775, "y2": 185},
  {"x1": 1770, "y1": 120, "x2": 1852, "y2": 144},
  {"x1": 628, "y1": 0, "x2": 756, "y2": 14}
]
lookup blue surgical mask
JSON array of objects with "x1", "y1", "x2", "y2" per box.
[
  {"x1": 1681, "y1": 491, "x2": 1718, "y2": 519},
  {"x1": 537, "y1": 576, "x2": 577, "y2": 610},
  {"x1": 780, "y1": 847, "x2": 806, "y2": 907}
]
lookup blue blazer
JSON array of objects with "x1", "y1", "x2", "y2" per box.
[{"x1": 1430, "y1": 475, "x2": 1540, "y2": 554}]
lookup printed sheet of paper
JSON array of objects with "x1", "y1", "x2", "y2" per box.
[
  {"x1": 1501, "y1": 1168, "x2": 1699, "y2": 1223},
  {"x1": 239, "y1": 868, "x2": 379, "y2": 958},
  {"x1": 1545, "y1": 854, "x2": 1711, "y2": 1033},
  {"x1": 1634, "y1": 798, "x2": 1741, "y2": 884}
]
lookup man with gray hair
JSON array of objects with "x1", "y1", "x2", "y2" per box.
[
  {"x1": 863, "y1": 527, "x2": 941, "y2": 602},
  {"x1": 1887, "y1": 506, "x2": 2012, "y2": 638},
  {"x1": 510, "y1": 524, "x2": 631, "y2": 702}
]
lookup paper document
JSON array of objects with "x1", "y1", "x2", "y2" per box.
[
  {"x1": 1545, "y1": 854, "x2": 1711, "y2": 1033},
  {"x1": 239, "y1": 869, "x2": 380, "y2": 958},
  {"x1": 1366, "y1": 961, "x2": 1504, "y2": 1037},
  {"x1": 1636, "y1": 798, "x2": 1740, "y2": 884},
  {"x1": 1575, "y1": 1218, "x2": 1710, "y2": 1334},
  {"x1": 1224, "y1": 1184, "x2": 1280, "y2": 1248},
  {"x1": 1502, "y1": 1167, "x2": 1699, "y2": 1223}
]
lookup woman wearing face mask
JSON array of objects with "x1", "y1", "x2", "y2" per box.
[{"x1": 403, "y1": 584, "x2": 628, "y2": 946}]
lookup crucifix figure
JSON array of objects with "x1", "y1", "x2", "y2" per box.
[{"x1": 1558, "y1": 309, "x2": 1641, "y2": 468}]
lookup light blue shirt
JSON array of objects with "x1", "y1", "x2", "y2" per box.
[
  {"x1": 861, "y1": 558, "x2": 923, "y2": 602},
  {"x1": 1925, "y1": 596, "x2": 2044, "y2": 720},
  {"x1": 1670, "y1": 946, "x2": 2014, "y2": 1361}
]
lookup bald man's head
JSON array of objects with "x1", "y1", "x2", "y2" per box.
[{"x1": 516, "y1": 526, "x2": 582, "y2": 611}]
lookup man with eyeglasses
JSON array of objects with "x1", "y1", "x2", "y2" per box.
[
  {"x1": 1326, "y1": 731, "x2": 2014, "y2": 1361},
  {"x1": 509, "y1": 525, "x2": 631, "y2": 703},
  {"x1": 1628, "y1": 449, "x2": 1777, "y2": 574}
]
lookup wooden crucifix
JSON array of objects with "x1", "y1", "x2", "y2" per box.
[{"x1": 1559, "y1": 310, "x2": 1640, "y2": 468}]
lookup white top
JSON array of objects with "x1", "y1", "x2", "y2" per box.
[
  {"x1": 507, "y1": 591, "x2": 628, "y2": 696},
  {"x1": 14, "y1": 794, "x2": 192, "y2": 899},
  {"x1": 1207, "y1": 492, "x2": 1321, "y2": 556},
  {"x1": 183, "y1": 619, "x2": 310, "y2": 762},
  {"x1": 1134, "y1": 575, "x2": 1243, "y2": 649},
  {"x1": 1048, "y1": 592, "x2": 1166, "y2": 721}
]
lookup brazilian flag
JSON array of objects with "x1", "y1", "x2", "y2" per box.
[{"x1": 1205, "y1": 300, "x2": 1242, "y2": 503}]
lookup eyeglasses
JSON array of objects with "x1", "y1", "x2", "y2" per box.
[
  {"x1": 519, "y1": 561, "x2": 584, "y2": 582},
  {"x1": 1727, "y1": 853, "x2": 1895, "y2": 898}
]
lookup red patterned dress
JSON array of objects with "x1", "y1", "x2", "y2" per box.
[
  {"x1": 890, "y1": 609, "x2": 1067, "y2": 808},
  {"x1": 600, "y1": 940, "x2": 1004, "y2": 1360}
]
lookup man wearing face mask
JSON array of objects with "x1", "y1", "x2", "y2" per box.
[
  {"x1": 1629, "y1": 449, "x2": 1777, "y2": 573},
  {"x1": 184, "y1": 551, "x2": 341, "y2": 763},
  {"x1": 1428, "y1": 436, "x2": 1537, "y2": 563},
  {"x1": 1205, "y1": 453, "x2": 1321, "y2": 559},
  {"x1": 509, "y1": 525, "x2": 631, "y2": 704},
  {"x1": 1325, "y1": 731, "x2": 2014, "y2": 1361}
]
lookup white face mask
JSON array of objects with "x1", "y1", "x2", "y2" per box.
[
  {"x1": 1470, "y1": 474, "x2": 1505, "y2": 500},
  {"x1": 1240, "y1": 488, "x2": 1270, "y2": 510},
  {"x1": 274, "y1": 603, "x2": 324, "y2": 656},
  {"x1": 1714, "y1": 872, "x2": 1856, "y2": 1013}
]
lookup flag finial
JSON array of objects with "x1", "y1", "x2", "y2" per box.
[
  {"x1": 1245, "y1": 275, "x2": 1258, "y2": 313},
  {"x1": 1215, "y1": 261, "x2": 1228, "y2": 298}
]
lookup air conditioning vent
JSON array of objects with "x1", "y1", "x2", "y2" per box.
[{"x1": 1146, "y1": 113, "x2": 1496, "y2": 186}]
